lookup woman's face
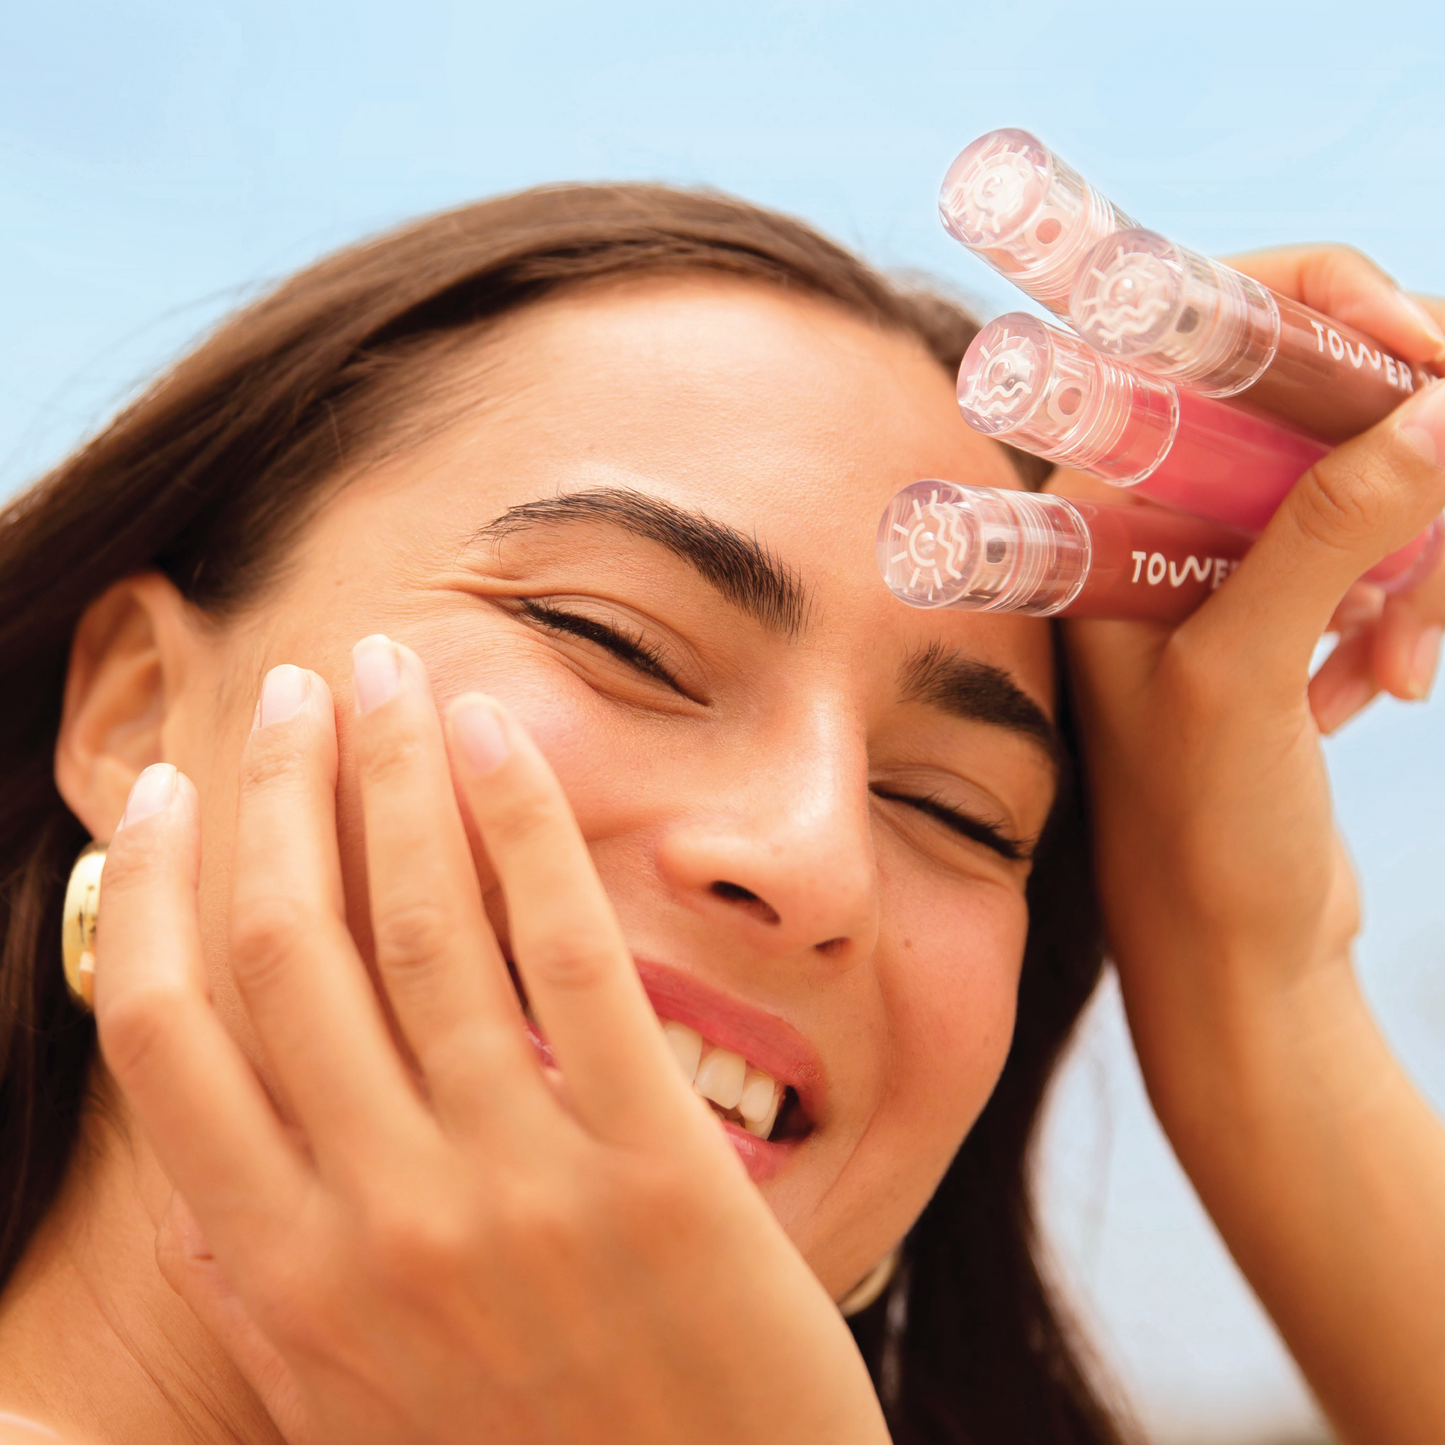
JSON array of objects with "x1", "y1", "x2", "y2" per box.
[{"x1": 158, "y1": 277, "x2": 1059, "y2": 1296}]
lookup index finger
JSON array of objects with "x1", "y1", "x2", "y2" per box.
[{"x1": 1225, "y1": 243, "x2": 1445, "y2": 366}]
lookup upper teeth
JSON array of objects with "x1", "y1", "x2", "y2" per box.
[{"x1": 661, "y1": 1020, "x2": 782, "y2": 1140}]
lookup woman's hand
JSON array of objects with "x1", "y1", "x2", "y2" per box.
[
  {"x1": 1226, "y1": 246, "x2": 1445, "y2": 733},
  {"x1": 1049, "y1": 248, "x2": 1445, "y2": 1445},
  {"x1": 93, "y1": 639, "x2": 888, "y2": 1445}
]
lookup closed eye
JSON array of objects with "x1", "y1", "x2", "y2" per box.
[
  {"x1": 519, "y1": 599, "x2": 687, "y2": 695},
  {"x1": 871, "y1": 787, "x2": 1029, "y2": 863}
]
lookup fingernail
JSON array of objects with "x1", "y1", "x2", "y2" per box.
[
  {"x1": 1399, "y1": 380, "x2": 1445, "y2": 467},
  {"x1": 119, "y1": 763, "x2": 178, "y2": 828},
  {"x1": 452, "y1": 695, "x2": 510, "y2": 775},
  {"x1": 1315, "y1": 677, "x2": 1374, "y2": 736},
  {"x1": 257, "y1": 664, "x2": 310, "y2": 728},
  {"x1": 1395, "y1": 288, "x2": 1445, "y2": 358},
  {"x1": 1407, "y1": 624, "x2": 1443, "y2": 700},
  {"x1": 352, "y1": 635, "x2": 401, "y2": 715}
]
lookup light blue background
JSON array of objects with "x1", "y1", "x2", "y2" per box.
[{"x1": 4, "y1": 4, "x2": 1442, "y2": 1439}]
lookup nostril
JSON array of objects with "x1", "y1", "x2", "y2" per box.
[
  {"x1": 710, "y1": 880, "x2": 781, "y2": 926},
  {"x1": 814, "y1": 936, "x2": 848, "y2": 958}
]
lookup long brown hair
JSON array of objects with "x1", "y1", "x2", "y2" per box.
[{"x1": 0, "y1": 183, "x2": 1119, "y2": 1443}]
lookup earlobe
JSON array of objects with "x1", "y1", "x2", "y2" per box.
[{"x1": 54, "y1": 572, "x2": 195, "y2": 841}]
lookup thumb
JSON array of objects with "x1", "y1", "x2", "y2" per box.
[
  {"x1": 1199, "y1": 380, "x2": 1445, "y2": 687},
  {"x1": 156, "y1": 1192, "x2": 313, "y2": 1443}
]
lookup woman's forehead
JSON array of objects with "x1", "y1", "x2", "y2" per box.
[{"x1": 318, "y1": 273, "x2": 1054, "y2": 706}]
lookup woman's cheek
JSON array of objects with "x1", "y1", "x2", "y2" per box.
[{"x1": 878, "y1": 864, "x2": 1029, "y2": 1151}]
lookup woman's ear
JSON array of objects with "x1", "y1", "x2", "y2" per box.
[{"x1": 55, "y1": 572, "x2": 200, "y2": 841}]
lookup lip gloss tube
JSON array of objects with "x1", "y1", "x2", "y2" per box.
[
  {"x1": 956, "y1": 312, "x2": 1443, "y2": 592},
  {"x1": 1069, "y1": 228, "x2": 1439, "y2": 444},
  {"x1": 877, "y1": 479, "x2": 1250, "y2": 621},
  {"x1": 938, "y1": 128, "x2": 1137, "y2": 316}
]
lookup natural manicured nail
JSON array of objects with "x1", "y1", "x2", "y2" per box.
[
  {"x1": 1398, "y1": 380, "x2": 1445, "y2": 467},
  {"x1": 1315, "y1": 677, "x2": 1374, "y2": 736},
  {"x1": 258, "y1": 664, "x2": 310, "y2": 728},
  {"x1": 1395, "y1": 289, "x2": 1445, "y2": 358},
  {"x1": 1407, "y1": 625, "x2": 1443, "y2": 701},
  {"x1": 352, "y1": 635, "x2": 401, "y2": 715},
  {"x1": 451, "y1": 695, "x2": 510, "y2": 776},
  {"x1": 119, "y1": 763, "x2": 178, "y2": 828}
]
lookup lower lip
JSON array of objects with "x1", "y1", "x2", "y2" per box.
[
  {"x1": 719, "y1": 1117, "x2": 797, "y2": 1183},
  {"x1": 524, "y1": 1021, "x2": 800, "y2": 1183}
]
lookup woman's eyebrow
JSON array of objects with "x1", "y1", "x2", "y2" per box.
[
  {"x1": 468, "y1": 487, "x2": 809, "y2": 636},
  {"x1": 900, "y1": 642, "x2": 1061, "y2": 765}
]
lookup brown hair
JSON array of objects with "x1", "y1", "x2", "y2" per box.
[{"x1": 0, "y1": 183, "x2": 1118, "y2": 1443}]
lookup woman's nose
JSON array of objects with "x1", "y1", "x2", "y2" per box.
[{"x1": 653, "y1": 728, "x2": 879, "y2": 966}]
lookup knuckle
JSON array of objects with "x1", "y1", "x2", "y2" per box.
[
  {"x1": 523, "y1": 932, "x2": 614, "y2": 995},
  {"x1": 229, "y1": 894, "x2": 315, "y2": 991},
  {"x1": 239, "y1": 731, "x2": 312, "y2": 795},
  {"x1": 358, "y1": 725, "x2": 429, "y2": 791},
  {"x1": 96, "y1": 981, "x2": 191, "y2": 1084},
  {"x1": 482, "y1": 789, "x2": 558, "y2": 851},
  {"x1": 489, "y1": 1183, "x2": 582, "y2": 1269},
  {"x1": 361, "y1": 1190, "x2": 473, "y2": 1292},
  {"x1": 372, "y1": 897, "x2": 452, "y2": 972},
  {"x1": 1292, "y1": 457, "x2": 1393, "y2": 549}
]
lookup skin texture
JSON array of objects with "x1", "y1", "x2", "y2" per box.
[{"x1": 0, "y1": 260, "x2": 1442, "y2": 1444}]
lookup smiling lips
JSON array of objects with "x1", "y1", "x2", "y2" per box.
[{"x1": 511, "y1": 956, "x2": 819, "y2": 1153}]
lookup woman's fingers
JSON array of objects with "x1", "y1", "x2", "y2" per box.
[
  {"x1": 1225, "y1": 243, "x2": 1445, "y2": 365},
  {"x1": 1195, "y1": 382, "x2": 1445, "y2": 686},
  {"x1": 94, "y1": 764, "x2": 308, "y2": 1246},
  {"x1": 229, "y1": 665, "x2": 427, "y2": 1161},
  {"x1": 446, "y1": 693, "x2": 696, "y2": 1146},
  {"x1": 1309, "y1": 628, "x2": 1380, "y2": 735},
  {"x1": 349, "y1": 636, "x2": 543, "y2": 1124}
]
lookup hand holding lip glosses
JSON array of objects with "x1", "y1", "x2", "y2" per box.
[
  {"x1": 956, "y1": 313, "x2": 1444, "y2": 594},
  {"x1": 876, "y1": 480, "x2": 1251, "y2": 622},
  {"x1": 940, "y1": 128, "x2": 1441, "y2": 446}
]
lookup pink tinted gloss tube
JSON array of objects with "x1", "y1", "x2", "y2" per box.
[
  {"x1": 957, "y1": 313, "x2": 1443, "y2": 592},
  {"x1": 877, "y1": 479, "x2": 1250, "y2": 622},
  {"x1": 938, "y1": 128, "x2": 1137, "y2": 316},
  {"x1": 1069, "y1": 228, "x2": 1439, "y2": 444}
]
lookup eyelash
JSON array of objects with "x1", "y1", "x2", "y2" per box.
[
  {"x1": 870, "y1": 787, "x2": 1027, "y2": 863},
  {"x1": 519, "y1": 600, "x2": 685, "y2": 692},
  {"x1": 521, "y1": 603, "x2": 1025, "y2": 863}
]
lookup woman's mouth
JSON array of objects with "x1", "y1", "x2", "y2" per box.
[
  {"x1": 658, "y1": 1019, "x2": 807, "y2": 1142},
  {"x1": 506, "y1": 960, "x2": 816, "y2": 1157}
]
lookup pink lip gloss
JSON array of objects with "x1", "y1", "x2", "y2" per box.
[
  {"x1": 938, "y1": 128, "x2": 1137, "y2": 317},
  {"x1": 939, "y1": 130, "x2": 1440, "y2": 446},
  {"x1": 957, "y1": 313, "x2": 1443, "y2": 592},
  {"x1": 877, "y1": 479, "x2": 1250, "y2": 621},
  {"x1": 1068, "y1": 228, "x2": 1439, "y2": 444}
]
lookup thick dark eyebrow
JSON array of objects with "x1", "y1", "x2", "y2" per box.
[
  {"x1": 900, "y1": 642, "x2": 1061, "y2": 766},
  {"x1": 468, "y1": 487, "x2": 809, "y2": 636}
]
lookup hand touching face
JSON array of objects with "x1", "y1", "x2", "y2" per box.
[{"x1": 61, "y1": 277, "x2": 1060, "y2": 1301}]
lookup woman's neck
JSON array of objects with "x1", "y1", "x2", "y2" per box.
[{"x1": 0, "y1": 1100, "x2": 282, "y2": 1445}]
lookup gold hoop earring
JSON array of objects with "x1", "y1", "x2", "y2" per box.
[
  {"x1": 62, "y1": 842, "x2": 106, "y2": 1010},
  {"x1": 838, "y1": 1245, "x2": 901, "y2": 1318}
]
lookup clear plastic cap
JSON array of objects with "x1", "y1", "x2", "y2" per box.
[
  {"x1": 956, "y1": 312, "x2": 1179, "y2": 483},
  {"x1": 1069, "y1": 228, "x2": 1281, "y2": 396},
  {"x1": 876, "y1": 479, "x2": 1090, "y2": 616},
  {"x1": 938, "y1": 129, "x2": 1137, "y2": 315}
]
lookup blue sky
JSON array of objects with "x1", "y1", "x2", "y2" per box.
[{"x1": 4, "y1": 3, "x2": 1442, "y2": 1438}]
